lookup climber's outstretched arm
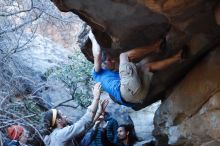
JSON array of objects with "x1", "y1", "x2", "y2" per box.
[
  {"x1": 126, "y1": 40, "x2": 161, "y2": 62},
  {"x1": 89, "y1": 31, "x2": 102, "y2": 72},
  {"x1": 147, "y1": 50, "x2": 182, "y2": 72}
]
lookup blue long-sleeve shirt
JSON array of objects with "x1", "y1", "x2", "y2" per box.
[
  {"x1": 91, "y1": 117, "x2": 118, "y2": 146},
  {"x1": 80, "y1": 129, "x2": 97, "y2": 146}
]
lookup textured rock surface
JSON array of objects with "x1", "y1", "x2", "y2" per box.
[
  {"x1": 52, "y1": 0, "x2": 220, "y2": 51},
  {"x1": 52, "y1": 0, "x2": 170, "y2": 51},
  {"x1": 154, "y1": 48, "x2": 220, "y2": 146},
  {"x1": 201, "y1": 141, "x2": 220, "y2": 146},
  {"x1": 129, "y1": 101, "x2": 160, "y2": 142},
  {"x1": 215, "y1": 2, "x2": 220, "y2": 25}
]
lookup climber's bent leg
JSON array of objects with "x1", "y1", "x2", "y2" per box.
[{"x1": 119, "y1": 53, "x2": 152, "y2": 103}]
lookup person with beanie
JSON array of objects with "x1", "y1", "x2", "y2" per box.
[{"x1": 3, "y1": 125, "x2": 29, "y2": 146}]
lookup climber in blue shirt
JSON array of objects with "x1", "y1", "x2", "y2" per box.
[{"x1": 89, "y1": 30, "x2": 183, "y2": 107}]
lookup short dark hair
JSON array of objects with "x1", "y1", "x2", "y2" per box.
[
  {"x1": 118, "y1": 124, "x2": 138, "y2": 145},
  {"x1": 101, "y1": 49, "x2": 119, "y2": 62}
]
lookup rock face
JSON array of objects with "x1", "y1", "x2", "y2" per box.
[
  {"x1": 129, "y1": 101, "x2": 161, "y2": 142},
  {"x1": 51, "y1": 0, "x2": 220, "y2": 51},
  {"x1": 154, "y1": 47, "x2": 220, "y2": 146},
  {"x1": 51, "y1": 0, "x2": 220, "y2": 145},
  {"x1": 52, "y1": 0, "x2": 170, "y2": 51},
  {"x1": 0, "y1": 34, "x2": 85, "y2": 120},
  {"x1": 51, "y1": 0, "x2": 220, "y2": 109}
]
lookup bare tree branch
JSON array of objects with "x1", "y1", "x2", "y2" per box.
[{"x1": 55, "y1": 104, "x2": 79, "y2": 109}]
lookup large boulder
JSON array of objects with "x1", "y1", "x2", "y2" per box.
[
  {"x1": 51, "y1": 0, "x2": 220, "y2": 109},
  {"x1": 154, "y1": 47, "x2": 220, "y2": 146},
  {"x1": 51, "y1": 0, "x2": 220, "y2": 51}
]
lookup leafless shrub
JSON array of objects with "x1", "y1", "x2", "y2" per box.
[{"x1": 0, "y1": 0, "x2": 84, "y2": 145}]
